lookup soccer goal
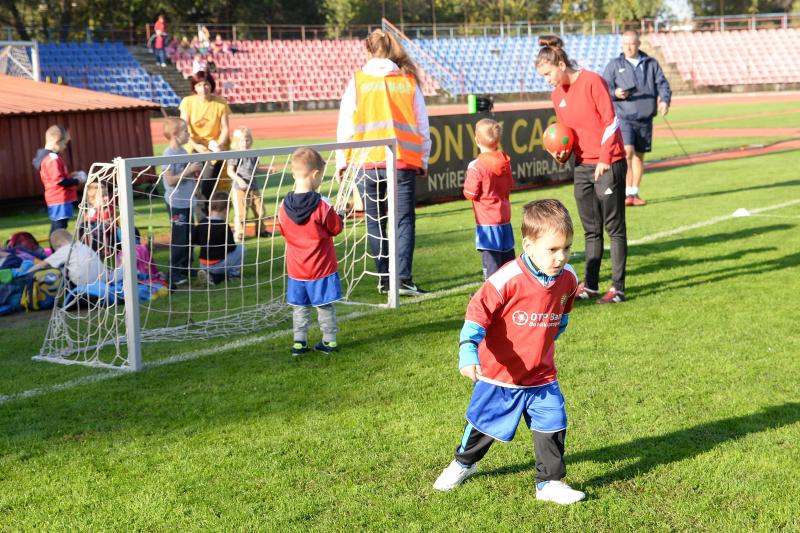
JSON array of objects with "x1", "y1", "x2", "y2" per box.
[
  {"x1": 35, "y1": 139, "x2": 400, "y2": 371},
  {"x1": 0, "y1": 41, "x2": 40, "y2": 81}
]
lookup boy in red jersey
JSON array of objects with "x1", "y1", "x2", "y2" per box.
[
  {"x1": 433, "y1": 199, "x2": 585, "y2": 505},
  {"x1": 463, "y1": 118, "x2": 515, "y2": 279},
  {"x1": 32, "y1": 125, "x2": 87, "y2": 235},
  {"x1": 278, "y1": 148, "x2": 344, "y2": 356}
]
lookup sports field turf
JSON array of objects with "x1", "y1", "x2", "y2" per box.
[{"x1": 1, "y1": 97, "x2": 799, "y2": 530}]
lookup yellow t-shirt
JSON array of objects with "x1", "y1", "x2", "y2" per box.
[{"x1": 179, "y1": 95, "x2": 231, "y2": 150}]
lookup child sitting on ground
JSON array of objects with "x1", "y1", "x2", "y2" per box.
[
  {"x1": 277, "y1": 147, "x2": 344, "y2": 356},
  {"x1": 28, "y1": 229, "x2": 112, "y2": 286},
  {"x1": 463, "y1": 118, "x2": 515, "y2": 279},
  {"x1": 226, "y1": 126, "x2": 270, "y2": 242},
  {"x1": 192, "y1": 192, "x2": 244, "y2": 284},
  {"x1": 32, "y1": 125, "x2": 88, "y2": 235},
  {"x1": 162, "y1": 117, "x2": 201, "y2": 288},
  {"x1": 433, "y1": 199, "x2": 585, "y2": 505}
]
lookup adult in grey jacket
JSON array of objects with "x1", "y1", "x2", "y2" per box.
[{"x1": 603, "y1": 30, "x2": 671, "y2": 207}]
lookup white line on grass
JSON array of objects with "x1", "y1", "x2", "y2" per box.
[{"x1": 3, "y1": 198, "x2": 799, "y2": 406}]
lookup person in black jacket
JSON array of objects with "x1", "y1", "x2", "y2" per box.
[
  {"x1": 603, "y1": 31, "x2": 671, "y2": 207},
  {"x1": 192, "y1": 192, "x2": 244, "y2": 284}
]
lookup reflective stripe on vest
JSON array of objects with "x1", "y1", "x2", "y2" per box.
[{"x1": 345, "y1": 71, "x2": 423, "y2": 168}]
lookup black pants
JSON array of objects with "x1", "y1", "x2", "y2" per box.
[
  {"x1": 480, "y1": 249, "x2": 516, "y2": 279},
  {"x1": 454, "y1": 424, "x2": 566, "y2": 484},
  {"x1": 197, "y1": 160, "x2": 224, "y2": 220},
  {"x1": 573, "y1": 159, "x2": 628, "y2": 292},
  {"x1": 50, "y1": 218, "x2": 69, "y2": 235},
  {"x1": 168, "y1": 206, "x2": 192, "y2": 283}
]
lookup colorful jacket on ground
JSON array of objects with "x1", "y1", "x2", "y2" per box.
[
  {"x1": 463, "y1": 258, "x2": 578, "y2": 387},
  {"x1": 463, "y1": 150, "x2": 515, "y2": 252},
  {"x1": 32, "y1": 148, "x2": 78, "y2": 206},
  {"x1": 277, "y1": 192, "x2": 343, "y2": 281}
]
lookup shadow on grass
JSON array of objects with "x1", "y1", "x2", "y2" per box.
[{"x1": 570, "y1": 402, "x2": 800, "y2": 487}]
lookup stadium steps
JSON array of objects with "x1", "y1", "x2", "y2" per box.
[
  {"x1": 640, "y1": 37, "x2": 694, "y2": 95},
  {"x1": 127, "y1": 45, "x2": 192, "y2": 102}
]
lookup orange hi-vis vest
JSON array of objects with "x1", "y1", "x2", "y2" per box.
[{"x1": 346, "y1": 70, "x2": 424, "y2": 169}]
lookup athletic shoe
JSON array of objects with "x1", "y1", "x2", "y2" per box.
[
  {"x1": 575, "y1": 282, "x2": 599, "y2": 300},
  {"x1": 399, "y1": 279, "x2": 427, "y2": 296},
  {"x1": 630, "y1": 195, "x2": 647, "y2": 206},
  {"x1": 597, "y1": 287, "x2": 625, "y2": 304},
  {"x1": 625, "y1": 195, "x2": 635, "y2": 207},
  {"x1": 535, "y1": 481, "x2": 586, "y2": 505},
  {"x1": 433, "y1": 460, "x2": 477, "y2": 492},
  {"x1": 314, "y1": 340, "x2": 338, "y2": 354},
  {"x1": 196, "y1": 269, "x2": 214, "y2": 285},
  {"x1": 291, "y1": 341, "x2": 309, "y2": 357},
  {"x1": 170, "y1": 277, "x2": 188, "y2": 291}
]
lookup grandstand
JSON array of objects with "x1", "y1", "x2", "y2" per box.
[
  {"x1": 168, "y1": 39, "x2": 440, "y2": 105},
  {"x1": 37, "y1": 42, "x2": 181, "y2": 107}
]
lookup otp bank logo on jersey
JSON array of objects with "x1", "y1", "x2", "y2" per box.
[{"x1": 511, "y1": 310, "x2": 563, "y2": 327}]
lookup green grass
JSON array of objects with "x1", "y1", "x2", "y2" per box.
[
  {"x1": 2, "y1": 99, "x2": 800, "y2": 530},
  {"x1": 662, "y1": 99, "x2": 800, "y2": 124}
]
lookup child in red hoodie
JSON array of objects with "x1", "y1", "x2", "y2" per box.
[
  {"x1": 32, "y1": 125, "x2": 87, "y2": 235},
  {"x1": 463, "y1": 119, "x2": 515, "y2": 279},
  {"x1": 278, "y1": 147, "x2": 344, "y2": 356}
]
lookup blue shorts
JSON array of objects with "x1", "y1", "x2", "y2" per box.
[
  {"x1": 287, "y1": 272, "x2": 342, "y2": 306},
  {"x1": 47, "y1": 202, "x2": 74, "y2": 222},
  {"x1": 620, "y1": 119, "x2": 653, "y2": 153},
  {"x1": 466, "y1": 380, "x2": 567, "y2": 442}
]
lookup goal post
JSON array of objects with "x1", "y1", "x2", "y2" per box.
[
  {"x1": 34, "y1": 138, "x2": 399, "y2": 371},
  {"x1": 0, "y1": 41, "x2": 40, "y2": 81}
]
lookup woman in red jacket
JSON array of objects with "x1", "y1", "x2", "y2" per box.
[{"x1": 536, "y1": 35, "x2": 628, "y2": 304}]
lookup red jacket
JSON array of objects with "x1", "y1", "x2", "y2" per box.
[
  {"x1": 278, "y1": 193, "x2": 343, "y2": 281},
  {"x1": 463, "y1": 150, "x2": 513, "y2": 226},
  {"x1": 35, "y1": 150, "x2": 78, "y2": 206},
  {"x1": 550, "y1": 70, "x2": 625, "y2": 165}
]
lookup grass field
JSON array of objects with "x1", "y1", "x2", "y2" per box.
[{"x1": 1, "y1": 97, "x2": 800, "y2": 531}]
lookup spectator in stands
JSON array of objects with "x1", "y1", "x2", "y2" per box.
[
  {"x1": 536, "y1": 35, "x2": 628, "y2": 304},
  {"x1": 179, "y1": 70, "x2": 231, "y2": 217},
  {"x1": 336, "y1": 29, "x2": 431, "y2": 296},
  {"x1": 32, "y1": 125, "x2": 87, "y2": 235},
  {"x1": 197, "y1": 25, "x2": 211, "y2": 55},
  {"x1": 211, "y1": 34, "x2": 228, "y2": 55},
  {"x1": 603, "y1": 30, "x2": 671, "y2": 207},
  {"x1": 191, "y1": 53, "x2": 207, "y2": 74},
  {"x1": 153, "y1": 14, "x2": 168, "y2": 67},
  {"x1": 178, "y1": 36, "x2": 193, "y2": 57},
  {"x1": 192, "y1": 192, "x2": 244, "y2": 285}
]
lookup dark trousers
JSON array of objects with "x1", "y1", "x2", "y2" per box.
[
  {"x1": 454, "y1": 424, "x2": 567, "y2": 484},
  {"x1": 573, "y1": 159, "x2": 628, "y2": 292},
  {"x1": 154, "y1": 47, "x2": 166, "y2": 65},
  {"x1": 197, "y1": 160, "x2": 224, "y2": 220},
  {"x1": 50, "y1": 218, "x2": 69, "y2": 235},
  {"x1": 359, "y1": 168, "x2": 417, "y2": 280},
  {"x1": 168, "y1": 206, "x2": 192, "y2": 282},
  {"x1": 480, "y1": 249, "x2": 516, "y2": 279}
]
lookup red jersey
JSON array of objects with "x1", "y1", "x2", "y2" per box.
[
  {"x1": 550, "y1": 70, "x2": 625, "y2": 165},
  {"x1": 466, "y1": 258, "x2": 578, "y2": 387},
  {"x1": 463, "y1": 151, "x2": 513, "y2": 226},
  {"x1": 39, "y1": 151, "x2": 78, "y2": 206},
  {"x1": 278, "y1": 196, "x2": 343, "y2": 281},
  {"x1": 154, "y1": 20, "x2": 166, "y2": 48}
]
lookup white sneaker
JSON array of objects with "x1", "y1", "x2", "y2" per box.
[
  {"x1": 535, "y1": 480, "x2": 586, "y2": 504},
  {"x1": 433, "y1": 460, "x2": 477, "y2": 492}
]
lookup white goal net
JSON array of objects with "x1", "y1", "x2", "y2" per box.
[
  {"x1": 35, "y1": 139, "x2": 400, "y2": 370},
  {"x1": 0, "y1": 41, "x2": 40, "y2": 80}
]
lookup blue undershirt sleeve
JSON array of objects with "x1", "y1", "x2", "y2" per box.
[
  {"x1": 555, "y1": 313, "x2": 569, "y2": 341},
  {"x1": 458, "y1": 320, "x2": 485, "y2": 369}
]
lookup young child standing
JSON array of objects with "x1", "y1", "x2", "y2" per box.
[
  {"x1": 277, "y1": 148, "x2": 343, "y2": 356},
  {"x1": 162, "y1": 117, "x2": 201, "y2": 288},
  {"x1": 192, "y1": 192, "x2": 244, "y2": 284},
  {"x1": 32, "y1": 125, "x2": 87, "y2": 235},
  {"x1": 463, "y1": 118, "x2": 515, "y2": 279},
  {"x1": 433, "y1": 199, "x2": 585, "y2": 505},
  {"x1": 226, "y1": 127, "x2": 270, "y2": 242}
]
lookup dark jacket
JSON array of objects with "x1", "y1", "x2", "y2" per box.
[
  {"x1": 283, "y1": 191, "x2": 321, "y2": 225},
  {"x1": 602, "y1": 51, "x2": 672, "y2": 121}
]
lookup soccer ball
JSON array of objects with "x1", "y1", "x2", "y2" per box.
[{"x1": 542, "y1": 123, "x2": 575, "y2": 155}]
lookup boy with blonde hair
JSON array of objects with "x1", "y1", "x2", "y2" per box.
[
  {"x1": 463, "y1": 118, "x2": 515, "y2": 279},
  {"x1": 226, "y1": 126, "x2": 270, "y2": 242},
  {"x1": 277, "y1": 148, "x2": 343, "y2": 356},
  {"x1": 32, "y1": 125, "x2": 88, "y2": 235},
  {"x1": 162, "y1": 117, "x2": 201, "y2": 288},
  {"x1": 433, "y1": 199, "x2": 585, "y2": 505}
]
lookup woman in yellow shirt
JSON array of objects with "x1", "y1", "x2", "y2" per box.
[{"x1": 179, "y1": 70, "x2": 231, "y2": 215}]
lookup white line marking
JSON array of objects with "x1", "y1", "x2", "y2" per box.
[{"x1": 4, "y1": 197, "x2": 799, "y2": 406}]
